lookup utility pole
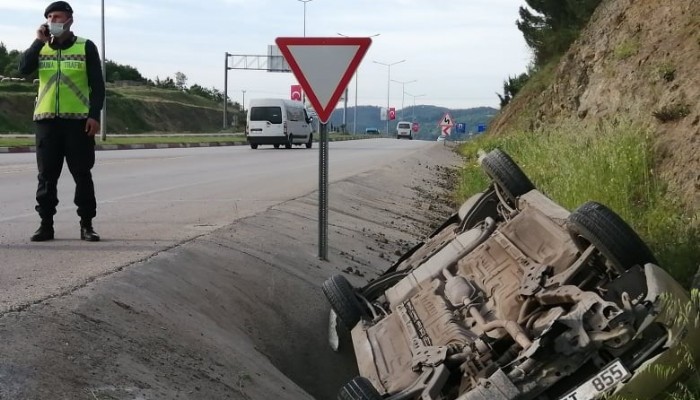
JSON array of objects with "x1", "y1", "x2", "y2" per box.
[
  {"x1": 391, "y1": 79, "x2": 416, "y2": 120},
  {"x1": 373, "y1": 59, "x2": 405, "y2": 135}
]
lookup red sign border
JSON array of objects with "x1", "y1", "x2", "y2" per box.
[{"x1": 275, "y1": 37, "x2": 372, "y2": 124}]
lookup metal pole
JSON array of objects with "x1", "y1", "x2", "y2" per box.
[
  {"x1": 387, "y1": 66, "x2": 390, "y2": 135},
  {"x1": 353, "y1": 73, "x2": 358, "y2": 134},
  {"x1": 338, "y1": 33, "x2": 379, "y2": 135},
  {"x1": 343, "y1": 87, "x2": 348, "y2": 133},
  {"x1": 373, "y1": 59, "x2": 405, "y2": 136},
  {"x1": 223, "y1": 52, "x2": 229, "y2": 129},
  {"x1": 299, "y1": 0, "x2": 312, "y2": 36},
  {"x1": 391, "y1": 79, "x2": 416, "y2": 121},
  {"x1": 318, "y1": 122, "x2": 329, "y2": 260},
  {"x1": 100, "y1": 0, "x2": 106, "y2": 141}
]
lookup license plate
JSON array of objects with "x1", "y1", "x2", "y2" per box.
[{"x1": 558, "y1": 359, "x2": 631, "y2": 400}]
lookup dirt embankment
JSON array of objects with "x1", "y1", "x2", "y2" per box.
[
  {"x1": 489, "y1": 0, "x2": 700, "y2": 211},
  {"x1": 0, "y1": 144, "x2": 462, "y2": 400}
]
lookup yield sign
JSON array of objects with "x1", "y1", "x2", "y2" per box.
[{"x1": 275, "y1": 37, "x2": 372, "y2": 123}]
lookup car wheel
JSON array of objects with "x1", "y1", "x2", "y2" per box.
[
  {"x1": 458, "y1": 189, "x2": 500, "y2": 231},
  {"x1": 306, "y1": 134, "x2": 313, "y2": 149},
  {"x1": 274, "y1": 144, "x2": 280, "y2": 149},
  {"x1": 338, "y1": 376, "x2": 383, "y2": 400},
  {"x1": 285, "y1": 134, "x2": 293, "y2": 149},
  {"x1": 480, "y1": 148, "x2": 534, "y2": 207},
  {"x1": 250, "y1": 143, "x2": 258, "y2": 149},
  {"x1": 322, "y1": 275, "x2": 365, "y2": 329},
  {"x1": 567, "y1": 201, "x2": 657, "y2": 274}
]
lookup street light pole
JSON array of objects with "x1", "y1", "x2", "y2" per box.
[
  {"x1": 373, "y1": 59, "x2": 405, "y2": 135},
  {"x1": 223, "y1": 52, "x2": 231, "y2": 129},
  {"x1": 391, "y1": 79, "x2": 416, "y2": 120},
  {"x1": 338, "y1": 32, "x2": 380, "y2": 135},
  {"x1": 405, "y1": 92, "x2": 426, "y2": 120},
  {"x1": 298, "y1": 0, "x2": 313, "y2": 37},
  {"x1": 100, "y1": 0, "x2": 106, "y2": 141},
  {"x1": 298, "y1": 0, "x2": 312, "y2": 106}
]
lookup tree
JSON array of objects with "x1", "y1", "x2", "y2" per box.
[
  {"x1": 154, "y1": 76, "x2": 177, "y2": 89},
  {"x1": 497, "y1": 73, "x2": 530, "y2": 108},
  {"x1": 174, "y1": 71, "x2": 188, "y2": 90},
  {"x1": 105, "y1": 60, "x2": 147, "y2": 83},
  {"x1": 516, "y1": 0, "x2": 602, "y2": 66}
]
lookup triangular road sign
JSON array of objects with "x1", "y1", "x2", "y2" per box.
[
  {"x1": 275, "y1": 37, "x2": 372, "y2": 123},
  {"x1": 439, "y1": 112, "x2": 454, "y2": 127}
]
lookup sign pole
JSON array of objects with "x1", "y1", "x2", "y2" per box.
[
  {"x1": 275, "y1": 37, "x2": 372, "y2": 261},
  {"x1": 318, "y1": 122, "x2": 329, "y2": 260}
]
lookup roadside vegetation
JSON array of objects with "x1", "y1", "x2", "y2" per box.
[{"x1": 455, "y1": 121, "x2": 700, "y2": 399}]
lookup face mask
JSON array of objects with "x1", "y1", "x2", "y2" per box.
[{"x1": 48, "y1": 21, "x2": 67, "y2": 36}]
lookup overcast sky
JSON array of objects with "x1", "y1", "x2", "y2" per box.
[{"x1": 0, "y1": 0, "x2": 532, "y2": 110}]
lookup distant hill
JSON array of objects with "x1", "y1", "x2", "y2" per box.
[{"x1": 326, "y1": 105, "x2": 498, "y2": 140}]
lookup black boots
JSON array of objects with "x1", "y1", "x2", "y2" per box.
[
  {"x1": 80, "y1": 219, "x2": 100, "y2": 242},
  {"x1": 30, "y1": 219, "x2": 54, "y2": 242},
  {"x1": 31, "y1": 219, "x2": 100, "y2": 241}
]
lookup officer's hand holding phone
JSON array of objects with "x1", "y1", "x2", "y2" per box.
[{"x1": 37, "y1": 24, "x2": 50, "y2": 42}]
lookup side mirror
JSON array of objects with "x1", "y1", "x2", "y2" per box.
[{"x1": 306, "y1": 116, "x2": 314, "y2": 123}]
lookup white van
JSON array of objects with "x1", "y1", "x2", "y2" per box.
[
  {"x1": 396, "y1": 121, "x2": 413, "y2": 139},
  {"x1": 246, "y1": 98, "x2": 314, "y2": 149}
]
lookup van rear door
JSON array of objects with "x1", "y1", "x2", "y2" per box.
[{"x1": 249, "y1": 106, "x2": 284, "y2": 137}]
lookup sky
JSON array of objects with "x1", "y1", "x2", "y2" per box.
[{"x1": 0, "y1": 0, "x2": 532, "y2": 110}]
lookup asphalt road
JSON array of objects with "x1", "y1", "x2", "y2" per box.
[{"x1": 0, "y1": 138, "x2": 431, "y2": 314}]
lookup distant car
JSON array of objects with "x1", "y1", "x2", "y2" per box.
[
  {"x1": 437, "y1": 135, "x2": 446, "y2": 142},
  {"x1": 396, "y1": 121, "x2": 413, "y2": 140},
  {"x1": 365, "y1": 128, "x2": 381, "y2": 135},
  {"x1": 323, "y1": 148, "x2": 700, "y2": 400}
]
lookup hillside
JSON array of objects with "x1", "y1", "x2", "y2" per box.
[
  {"x1": 489, "y1": 0, "x2": 699, "y2": 211},
  {"x1": 0, "y1": 81, "x2": 496, "y2": 139},
  {"x1": 0, "y1": 83, "x2": 239, "y2": 134}
]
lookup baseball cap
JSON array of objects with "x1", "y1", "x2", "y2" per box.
[{"x1": 44, "y1": 1, "x2": 73, "y2": 18}]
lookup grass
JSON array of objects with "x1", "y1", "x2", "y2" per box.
[
  {"x1": 455, "y1": 120, "x2": 700, "y2": 399},
  {"x1": 614, "y1": 38, "x2": 641, "y2": 60}
]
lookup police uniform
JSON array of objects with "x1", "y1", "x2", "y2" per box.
[{"x1": 18, "y1": 1, "x2": 105, "y2": 241}]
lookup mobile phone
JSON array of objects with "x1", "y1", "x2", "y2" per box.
[{"x1": 41, "y1": 24, "x2": 50, "y2": 37}]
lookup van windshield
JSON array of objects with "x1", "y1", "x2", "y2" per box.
[
  {"x1": 398, "y1": 123, "x2": 411, "y2": 129},
  {"x1": 250, "y1": 107, "x2": 282, "y2": 124}
]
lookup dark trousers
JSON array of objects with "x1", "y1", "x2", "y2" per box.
[{"x1": 35, "y1": 119, "x2": 96, "y2": 221}]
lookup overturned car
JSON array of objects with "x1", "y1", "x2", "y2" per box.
[{"x1": 323, "y1": 148, "x2": 700, "y2": 400}]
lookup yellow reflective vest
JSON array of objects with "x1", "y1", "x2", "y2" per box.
[{"x1": 34, "y1": 37, "x2": 90, "y2": 121}]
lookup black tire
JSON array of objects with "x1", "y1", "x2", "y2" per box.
[
  {"x1": 250, "y1": 143, "x2": 258, "y2": 149},
  {"x1": 459, "y1": 189, "x2": 500, "y2": 231},
  {"x1": 480, "y1": 148, "x2": 534, "y2": 206},
  {"x1": 567, "y1": 201, "x2": 657, "y2": 274},
  {"x1": 274, "y1": 144, "x2": 280, "y2": 149},
  {"x1": 338, "y1": 376, "x2": 383, "y2": 400},
  {"x1": 306, "y1": 134, "x2": 313, "y2": 149},
  {"x1": 322, "y1": 275, "x2": 365, "y2": 329},
  {"x1": 285, "y1": 134, "x2": 293, "y2": 149}
]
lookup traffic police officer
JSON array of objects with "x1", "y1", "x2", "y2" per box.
[{"x1": 19, "y1": 1, "x2": 105, "y2": 242}]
